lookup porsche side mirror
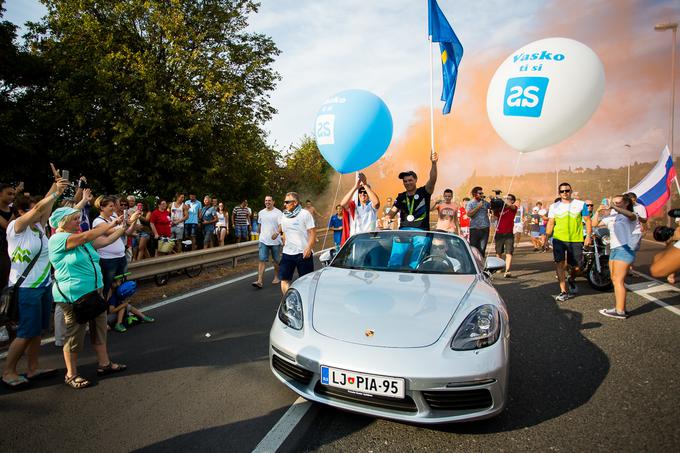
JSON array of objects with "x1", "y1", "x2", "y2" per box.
[
  {"x1": 484, "y1": 256, "x2": 505, "y2": 274},
  {"x1": 319, "y1": 248, "x2": 336, "y2": 267}
]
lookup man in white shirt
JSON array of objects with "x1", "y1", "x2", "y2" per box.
[
  {"x1": 277, "y1": 192, "x2": 316, "y2": 294},
  {"x1": 252, "y1": 195, "x2": 283, "y2": 289},
  {"x1": 339, "y1": 172, "x2": 380, "y2": 244}
]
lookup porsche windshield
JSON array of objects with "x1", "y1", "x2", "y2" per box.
[{"x1": 331, "y1": 231, "x2": 476, "y2": 275}]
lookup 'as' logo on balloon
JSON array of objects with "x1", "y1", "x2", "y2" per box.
[{"x1": 503, "y1": 77, "x2": 549, "y2": 118}]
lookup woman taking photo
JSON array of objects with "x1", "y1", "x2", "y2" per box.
[
  {"x1": 2, "y1": 179, "x2": 68, "y2": 389},
  {"x1": 216, "y1": 202, "x2": 229, "y2": 246},
  {"x1": 93, "y1": 196, "x2": 140, "y2": 299},
  {"x1": 49, "y1": 207, "x2": 131, "y2": 389},
  {"x1": 592, "y1": 194, "x2": 638, "y2": 320}
]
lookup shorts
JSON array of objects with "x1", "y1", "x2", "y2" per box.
[
  {"x1": 60, "y1": 302, "x2": 108, "y2": 353},
  {"x1": 513, "y1": 224, "x2": 523, "y2": 235},
  {"x1": 530, "y1": 230, "x2": 540, "y2": 238},
  {"x1": 203, "y1": 226, "x2": 215, "y2": 245},
  {"x1": 539, "y1": 225, "x2": 547, "y2": 235},
  {"x1": 494, "y1": 233, "x2": 515, "y2": 255},
  {"x1": 139, "y1": 231, "x2": 151, "y2": 239},
  {"x1": 171, "y1": 225, "x2": 184, "y2": 240},
  {"x1": 185, "y1": 223, "x2": 199, "y2": 237},
  {"x1": 234, "y1": 224, "x2": 249, "y2": 240},
  {"x1": 552, "y1": 238, "x2": 583, "y2": 267},
  {"x1": 16, "y1": 286, "x2": 53, "y2": 338},
  {"x1": 279, "y1": 253, "x2": 315, "y2": 281},
  {"x1": 610, "y1": 244, "x2": 636, "y2": 264},
  {"x1": 259, "y1": 243, "x2": 282, "y2": 262}
]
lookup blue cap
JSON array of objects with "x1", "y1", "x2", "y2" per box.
[{"x1": 49, "y1": 206, "x2": 79, "y2": 229}]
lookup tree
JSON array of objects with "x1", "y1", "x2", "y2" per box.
[
  {"x1": 12, "y1": 0, "x2": 281, "y2": 198},
  {"x1": 0, "y1": 1, "x2": 48, "y2": 186},
  {"x1": 281, "y1": 135, "x2": 333, "y2": 197}
]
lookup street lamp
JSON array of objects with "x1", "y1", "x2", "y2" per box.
[
  {"x1": 655, "y1": 21, "x2": 678, "y2": 226},
  {"x1": 625, "y1": 144, "x2": 631, "y2": 190}
]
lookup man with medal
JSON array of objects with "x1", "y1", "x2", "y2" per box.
[{"x1": 386, "y1": 152, "x2": 438, "y2": 230}]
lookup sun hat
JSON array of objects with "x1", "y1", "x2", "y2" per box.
[{"x1": 49, "y1": 206, "x2": 79, "y2": 229}]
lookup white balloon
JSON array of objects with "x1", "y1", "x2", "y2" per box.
[{"x1": 486, "y1": 37, "x2": 605, "y2": 153}]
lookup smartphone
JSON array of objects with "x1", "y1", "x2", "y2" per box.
[
  {"x1": 601, "y1": 198, "x2": 609, "y2": 206},
  {"x1": 136, "y1": 203, "x2": 143, "y2": 213},
  {"x1": 62, "y1": 169, "x2": 70, "y2": 182}
]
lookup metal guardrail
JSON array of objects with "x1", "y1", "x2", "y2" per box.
[
  {"x1": 128, "y1": 240, "x2": 260, "y2": 280},
  {"x1": 128, "y1": 228, "x2": 331, "y2": 281}
]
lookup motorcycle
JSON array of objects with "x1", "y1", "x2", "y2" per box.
[{"x1": 582, "y1": 227, "x2": 613, "y2": 291}]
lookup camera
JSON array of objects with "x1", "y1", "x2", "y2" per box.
[
  {"x1": 652, "y1": 208, "x2": 680, "y2": 242},
  {"x1": 78, "y1": 178, "x2": 89, "y2": 189},
  {"x1": 489, "y1": 189, "x2": 504, "y2": 212}
]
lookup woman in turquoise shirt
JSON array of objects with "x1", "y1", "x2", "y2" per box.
[{"x1": 49, "y1": 207, "x2": 129, "y2": 389}]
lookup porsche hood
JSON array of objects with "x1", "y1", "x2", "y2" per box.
[{"x1": 311, "y1": 267, "x2": 477, "y2": 348}]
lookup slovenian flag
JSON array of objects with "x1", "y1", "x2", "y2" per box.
[{"x1": 629, "y1": 145, "x2": 677, "y2": 217}]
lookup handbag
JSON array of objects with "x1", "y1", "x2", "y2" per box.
[
  {"x1": 0, "y1": 228, "x2": 44, "y2": 324},
  {"x1": 55, "y1": 245, "x2": 108, "y2": 324}
]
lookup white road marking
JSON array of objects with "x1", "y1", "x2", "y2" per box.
[
  {"x1": 626, "y1": 270, "x2": 680, "y2": 317},
  {"x1": 0, "y1": 267, "x2": 271, "y2": 360},
  {"x1": 251, "y1": 397, "x2": 312, "y2": 453}
]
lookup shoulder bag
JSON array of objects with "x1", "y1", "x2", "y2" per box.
[
  {"x1": 0, "y1": 228, "x2": 44, "y2": 324},
  {"x1": 55, "y1": 244, "x2": 108, "y2": 324}
]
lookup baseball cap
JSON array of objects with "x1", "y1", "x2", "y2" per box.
[
  {"x1": 398, "y1": 171, "x2": 417, "y2": 180},
  {"x1": 49, "y1": 206, "x2": 79, "y2": 229}
]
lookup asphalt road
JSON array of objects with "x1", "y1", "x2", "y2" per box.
[{"x1": 1, "y1": 241, "x2": 678, "y2": 452}]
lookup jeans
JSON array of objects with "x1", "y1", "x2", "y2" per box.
[
  {"x1": 99, "y1": 256, "x2": 128, "y2": 300},
  {"x1": 469, "y1": 228, "x2": 490, "y2": 257}
]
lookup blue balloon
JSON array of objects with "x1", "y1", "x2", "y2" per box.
[{"x1": 314, "y1": 89, "x2": 393, "y2": 174}]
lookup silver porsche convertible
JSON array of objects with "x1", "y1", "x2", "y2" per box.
[{"x1": 269, "y1": 230, "x2": 509, "y2": 424}]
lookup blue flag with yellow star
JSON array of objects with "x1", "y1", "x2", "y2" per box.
[{"x1": 428, "y1": 0, "x2": 463, "y2": 115}]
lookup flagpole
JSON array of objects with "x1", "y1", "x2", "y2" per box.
[{"x1": 429, "y1": 36, "x2": 435, "y2": 158}]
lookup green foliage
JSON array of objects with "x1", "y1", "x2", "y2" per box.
[
  {"x1": 280, "y1": 135, "x2": 333, "y2": 197},
  {"x1": 1, "y1": 0, "x2": 293, "y2": 202}
]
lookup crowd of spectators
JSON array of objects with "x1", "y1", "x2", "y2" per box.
[{"x1": 0, "y1": 165, "x2": 268, "y2": 389}]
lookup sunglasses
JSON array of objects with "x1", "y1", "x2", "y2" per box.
[
  {"x1": 432, "y1": 244, "x2": 446, "y2": 249},
  {"x1": 559, "y1": 189, "x2": 572, "y2": 193},
  {"x1": 586, "y1": 204, "x2": 594, "y2": 207},
  {"x1": 283, "y1": 200, "x2": 295, "y2": 204},
  {"x1": 358, "y1": 191, "x2": 367, "y2": 195}
]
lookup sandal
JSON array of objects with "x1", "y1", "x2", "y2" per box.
[
  {"x1": 65, "y1": 374, "x2": 91, "y2": 389},
  {"x1": 2, "y1": 375, "x2": 30, "y2": 389},
  {"x1": 251, "y1": 281, "x2": 263, "y2": 289},
  {"x1": 97, "y1": 362, "x2": 127, "y2": 376}
]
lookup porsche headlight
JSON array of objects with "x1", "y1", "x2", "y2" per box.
[
  {"x1": 278, "y1": 289, "x2": 303, "y2": 330},
  {"x1": 451, "y1": 305, "x2": 501, "y2": 351}
]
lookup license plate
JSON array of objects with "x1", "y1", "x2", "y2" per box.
[{"x1": 320, "y1": 365, "x2": 405, "y2": 399}]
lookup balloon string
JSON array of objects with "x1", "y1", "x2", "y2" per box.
[
  {"x1": 321, "y1": 172, "x2": 343, "y2": 252},
  {"x1": 490, "y1": 152, "x2": 523, "y2": 246}
]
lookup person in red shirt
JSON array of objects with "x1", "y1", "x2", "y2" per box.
[
  {"x1": 458, "y1": 197, "x2": 471, "y2": 240},
  {"x1": 493, "y1": 194, "x2": 518, "y2": 277},
  {"x1": 149, "y1": 200, "x2": 172, "y2": 256}
]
